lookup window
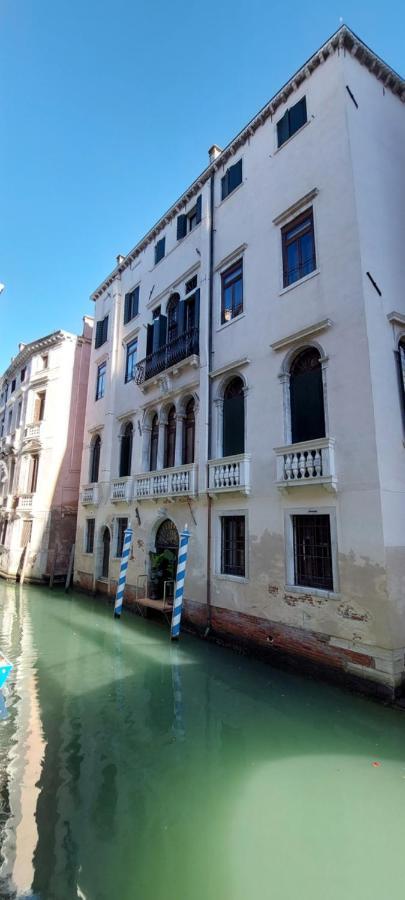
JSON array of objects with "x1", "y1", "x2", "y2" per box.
[
  {"x1": 150, "y1": 414, "x2": 159, "y2": 471},
  {"x1": 282, "y1": 209, "x2": 316, "y2": 287},
  {"x1": 277, "y1": 96, "x2": 307, "y2": 148},
  {"x1": 11, "y1": 379, "x2": 16, "y2": 393},
  {"x1": 95, "y1": 316, "x2": 109, "y2": 349},
  {"x1": 155, "y1": 237, "x2": 166, "y2": 265},
  {"x1": 221, "y1": 516, "x2": 245, "y2": 577},
  {"x1": 116, "y1": 518, "x2": 128, "y2": 557},
  {"x1": 16, "y1": 401, "x2": 22, "y2": 428},
  {"x1": 29, "y1": 454, "x2": 39, "y2": 493},
  {"x1": 223, "y1": 377, "x2": 245, "y2": 456},
  {"x1": 33, "y1": 391, "x2": 46, "y2": 423},
  {"x1": 7, "y1": 410, "x2": 12, "y2": 433},
  {"x1": 1, "y1": 519, "x2": 8, "y2": 546},
  {"x1": 164, "y1": 406, "x2": 176, "y2": 469},
  {"x1": 182, "y1": 398, "x2": 195, "y2": 464},
  {"x1": 221, "y1": 260, "x2": 243, "y2": 324},
  {"x1": 20, "y1": 519, "x2": 32, "y2": 548},
  {"x1": 185, "y1": 275, "x2": 197, "y2": 295},
  {"x1": 125, "y1": 339, "x2": 138, "y2": 383},
  {"x1": 96, "y1": 362, "x2": 106, "y2": 400},
  {"x1": 9, "y1": 459, "x2": 15, "y2": 493},
  {"x1": 167, "y1": 294, "x2": 180, "y2": 343},
  {"x1": 86, "y1": 519, "x2": 95, "y2": 554},
  {"x1": 124, "y1": 287, "x2": 139, "y2": 324},
  {"x1": 290, "y1": 348, "x2": 325, "y2": 443},
  {"x1": 177, "y1": 196, "x2": 202, "y2": 239},
  {"x1": 221, "y1": 159, "x2": 242, "y2": 200},
  {"x1": 41, "y1": 354, "x2": 49, "y2": 370},
  {"x1": 293, "y1": 514, "x2": 333, "y2": 591},
  {"x1": 21, "y1": 367, "x2": 26, "y2": 383},
  {"x1": 90, "y1": 435, "x2": 101, "y2": 483},
  {"x1": 119, "y1": 423, "x2": 133, "y2": 477}
]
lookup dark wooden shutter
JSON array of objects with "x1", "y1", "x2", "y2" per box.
[
  {"x1": 102, "y1": 316, "x2": 108, "y2": 343},
  {"x1": 124, "y1": 294, "x2": 131, "y2": 324},
  {"x1": 229, "y1": 159, "x2": 242, "y2": 192},
  {"x1": 95, "y1": 320, "x2": 103, "y2": 348},
  {"x1": 177, "y1": 301, "x2": 186, "y2": 336},
  {"x1": 223, "y1": 393, "x2": 244, "y2": 456},
  {"x1": 177, "y1": 215, "x2": 187, "y2": 240},
  {"x1": 290, "y1": 354, "x2": 325, "y2": 443},
  {"x1": 133, "y1": 287, "x2": 139, "y2": 317},
  {"x1": 195, "y1": 195, "x2": 202, "y2": 224},
  {"x1": 158, "y1": 315, "x2": 167, "y2": 348},
  {"x1": 290, "y1": 96, "x2": 307, "y2": 135},
  {"x1": 221, "y1": 172, "x2": 229, "y2": 200},
  {"x1": 194, "y1": 288, "x2": 200, "y2": 327},
  {"x1": 277, "y1": 109, "x2": 290, "y2": 147},
  {"x1": 146, "y1": 324, "x2": 154, "y2": 356}
]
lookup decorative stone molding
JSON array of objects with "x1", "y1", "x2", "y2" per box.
[{"x1": 271, "y1": 319, "x2": 333, "y2": 352}]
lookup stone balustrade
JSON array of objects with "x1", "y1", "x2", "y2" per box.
[
  {"x1": 208, "y1": 454, "x2": 251, "y2": 495},
  {"x1": 110, "y1": 478, "x2": 133, "y2": 503},
  {"x1": 274, "y1": 437, "x2": 337, "y2": 491},
  {"x1": 80, "y1": 484, "x2": 99, "y2": 505},
  {"x1": 134, "y1": 463, "x2": 197, "y2": 500}
]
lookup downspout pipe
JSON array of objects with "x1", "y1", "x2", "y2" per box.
[{"x1": 204, "y1": 172, "x2": 215, "y2": 637}]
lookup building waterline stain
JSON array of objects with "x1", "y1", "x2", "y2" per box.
[{"x1": 0, "y1": 583, "x2": 405, "y2": 900}]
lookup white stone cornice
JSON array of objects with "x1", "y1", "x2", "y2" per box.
[
  {"x1": 273, "y1": 189, "x2": 319, "y2": 226},
  {"x1": 210, "y1": 357, "x2": 250, "y2": 379},
  {"x1": 387, "y1": 311, "x2": 405, "y2": 327},
  {"x1": 214, "y1": 244, "x2": 248, "y2": 273},
  {"x1": 271, "y1": 319, "x2": 333, "y2": 352}
]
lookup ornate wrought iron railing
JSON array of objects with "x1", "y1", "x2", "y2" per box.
[{"x1": 135, "y1": 327, "x2": 199, "y2": 385}]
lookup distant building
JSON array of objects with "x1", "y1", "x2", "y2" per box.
[
  {"x1": 0, "y1": 320, "x2": 93, "y2": 582},
  {"x1": 74, "y1": 25, "x2": 405, "y2": 698}
]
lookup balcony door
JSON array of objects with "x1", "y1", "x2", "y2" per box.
[
  {"x1": 223, "y1": 377, "x2": 245, "y2": 457},
  {"x1": 290, "y1": 349, "x2": 325, "y2": 444}
]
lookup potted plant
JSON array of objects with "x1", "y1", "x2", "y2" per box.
[{"x1": 149, "y1": 549, "x2": 176, "y2": 599}]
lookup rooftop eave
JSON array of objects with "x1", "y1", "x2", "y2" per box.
[{"x1": 90, "y1": 25, "x2": 405, "y2": 302}]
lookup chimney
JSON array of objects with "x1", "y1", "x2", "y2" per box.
[
  {"x1": 18, "y1": 343, "x2": 26, "y2": 352},
  {"x1": 116, "y1": 254, "x2": 125, "y2": 266},
  {"x1": 208, "y1": 144, "x2": 222, "y2": 163}
]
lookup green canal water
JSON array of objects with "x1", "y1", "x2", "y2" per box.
[{"x1": 0, "y1": 584, "x2": 405, "y2": 900}]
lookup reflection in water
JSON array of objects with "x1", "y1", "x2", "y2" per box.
[{"x1": 0, "y1": 585, "x2": 405, "y2": 899}]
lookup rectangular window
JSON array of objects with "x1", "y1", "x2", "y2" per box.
[
  {"x1": 221, "y1": 515, "x2": 245, "y2": 577},
  {"x1": 277, "y1": 96, "x2": 307, "y2": 148},
  {"x1": 155, "y1": 237, "x2": 165, "y2": 265},
  {"x1": 281, "y1": 209, "x2": 316, "y2": 287},
  {"x1": 41, "y1": 354, "x2": 49, "y2": 370},
  {"x1": 96, "y1": 361, "x2": 106, "y2": 400},
  {"x1": 185, "y1": 275, "x2": 197, "y2": 295},
  {"x1": 33, "y1": 391, "x2": 46, "y2": 423},
  {"x1": 21, "y1": 367, "x2": 26, "y2": 382},
  {"x1": 86, "y1": 519, "x2": 95, "y2": 554},
  {"x1": 30, "y1": 455, "x2": 39, "y2": 493},
  {"x1": 221, "y1": 159, "x2": 242, "y2": 201},
  {"x1": 124, "y1": 287, "x2": 139, "y2": 325},
  {"x1": 21, "y1": 519, "x2": 32, "y2": 548},
  {"x1": 116, "y1": 517, "x2": 128, "y2": 557},
  {"x1": 125, "y1": 339, "x2": 138, "y2": 383},
  {"x1": 221, "y1": 259, "x2": 243, "y2": 323},
  {"x1": 293, "y1": 514, "x2": 333, "y2": 591},
  {"x1": 95, "y1": 316, "x2": 109, "y2": 349},
  {"x1": 7, "y1": 411, "x2": 12, "y2": 433},
  {"x1": 16, "y1": 401, "x2": 22, "y2": 428},
  {"x1": 11, "y1": 379, "x2": 16, "y2": 393}
]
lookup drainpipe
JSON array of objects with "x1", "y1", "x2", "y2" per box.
[{"x1": 205, "y1": 171, "x2": 215, "y2": 637}]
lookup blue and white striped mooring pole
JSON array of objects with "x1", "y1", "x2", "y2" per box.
[
  {"x1": 114, "y1": 526, "x2": 133, "y2": 619},
  {"x1": 170, "y1": 525, "x2": 190, "y2": 640}
]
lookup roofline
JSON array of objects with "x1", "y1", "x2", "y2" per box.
[
  {"x1": 91, "y1": 24, "x2": 405, "y2": 301},
  {"x1": 1, "y1": 330, "x2": 78, "y2": 383}
]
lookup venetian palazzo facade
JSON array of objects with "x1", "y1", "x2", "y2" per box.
[
  {"x1": 74, "y1": 25, "x2": 405, "y2": 697},
  {"x1": 0, "y1": 320, "x2": 93, "y2": 582}
]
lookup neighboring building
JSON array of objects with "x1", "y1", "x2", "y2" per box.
[
  {"x1": 0, "y1": 320, "x2": 93, "y2": 582},
  {"x1": 74, "y1": 25, "x2": 405, "y2": 697}
]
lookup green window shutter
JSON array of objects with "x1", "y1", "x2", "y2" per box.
[
  {"x1": 177, "y1": 215, "x2": 187, "y2": 240},
  {"x1": 124, "y1": 294, "x2": 130, "y2": 324},
  {"x1": 221, "y1": 171, "x2": 229, "y2": 200},
  {"x1": 146, "y1": 323, "x2": 154, "y2": 356},
  {"x1": 277, "y1": 109, "x2": 290, "y2": 147},
  {"x1": 195, "y1": 195, "x2": 202, "y2": 224}
]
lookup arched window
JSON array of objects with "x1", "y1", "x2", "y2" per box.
[
  {"x1": 290, "y1": 348, "x2": 325, "y2": 444},
  {"x1": 149, "y1": 414, "x2": 159, "y2": 472},
  {"x1": 167, "y1": 294, "x2": 180, "y2": 344},
  {"x1": 182, "y1": 398, "x2": 195, "y2": 464},
  {"x1": 164, "y1": 406, "x2": 176, "y2": 469},
  {"x1": 119, "y1": 422, "x2": 133, "y2": 477},
  {"x1": 90, "y1": 435, "x2": 101, "y2": 483},
  {"x1": 223, "y1": 377, "x2": 245, "y2": 456}
]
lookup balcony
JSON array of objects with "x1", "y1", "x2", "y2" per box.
[
  {"x1": 135, "y1": 327, "x2": 199, "y2": 386},
  {"x1": 274, "y1": 437, "x2": 337, "y2": 492},
  {"x1": 134, "y1": 463, "x2": 197, "y2": 501},
  {"x1": 17, "y1": 494, "x2": 33, "y2": 511},
  {"x1": 208, "y1": 454, "x2": 251, "y2": 495},
  {"x1": 24, "y1": 423, "x2": 42, "y2": 442},
  {"x1": 80, "y1": 484, "x2": 99, "y2": 505},
  {"x1": 110, "y1": 477, "x2": 133, "y2": 503}
]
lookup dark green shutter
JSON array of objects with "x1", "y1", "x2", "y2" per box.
[
  {"x1": 133, "y1": 286, "x2": 139, "y2": 317},
  {"x1": 103, "y1": 315, "x2": 109, "y2": 343},
  {"x1": 221, "y1": 172, "x2": 229, "y2": 200},
  {"x1": 177, "y1": 215, "x2": 187, "y2": 239},
  {"x1": 158, "y1": 314, "x2": 167, "y2": 348},
  {"x1": 229, "y1": 159, "x2": 242, "y2": 192},
  {"x1": 277, "y1": 109, "x2": 290, "y2": 147},
  {"x1": 195, "y1": 195, "x2": 202, "y2": 224},
  {"x1": 124, "y1": 294, "x2": 130, "y2": 324},
  {"x1": 146, "y1": 323, "x2": 154, "y2": 356}
]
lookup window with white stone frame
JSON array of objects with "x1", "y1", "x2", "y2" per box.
[
  {"x1": 284, "y1": 507, "x2": 339, "y2": 596},
  {"x1": 215, "y1": 509, "x2": 248, "y2": 581}
]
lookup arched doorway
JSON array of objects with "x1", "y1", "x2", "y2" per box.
[
  {"x1": 150, "y1": 519, "x2": 179, "y2": 600},
  {"x1": 101, "y1": 527, "x2": 110, "y2": 579},
  {"x1": 290, "y1": 348, "x2": 325, "y2": 444}
]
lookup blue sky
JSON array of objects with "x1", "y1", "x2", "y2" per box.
[{"x1": 1, "y1": 0, "x2": 403, "y2": 370}]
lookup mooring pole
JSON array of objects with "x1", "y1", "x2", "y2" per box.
[
  {"x1": 170, "y1": 525, "x2": 190, "y2": 641},
  {"x1": 114, "y1": 527, "x2": 133, "y2": 619}
]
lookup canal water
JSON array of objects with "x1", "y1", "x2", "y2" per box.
[{"x1": 0, "y1": 584, "x2": 405, "y2": 900}]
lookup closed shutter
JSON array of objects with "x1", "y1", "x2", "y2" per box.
[
  {"x1": 124, "y1": 294, "x2": 131, "y2": 324},
  {"x1": 195, "y1": 195, "x2": 202, "y2": 224},
  {"x1": 289, "y1": 96, "x2": 307, "y2": 135},
  {"x1": 133, "y1": 287, "x2": 139, "y2": 317},
  {"x1": 177, "y1": 215, "x2": 187, "y2": 240},
  {"x1": 223, "y1": 393, "x2": 244, "y2": 456},
  {"x1": 95, "y1": 320, "x2": 103, "y2": 348},
  {"x1": 146, "y1": 324, "x2": 154, "y2": 356},
  {"x1": 228, "y1": 159, "x2": 242, "y2": 192},
  {"x1": 277, "y1": 109, "x2": 290, "y2": 147},
  {"x1": 177, "y1": 301, "x2": 186, "y2": 336},
  {"x1": 157, "y1": 315, "x2": 167, "y2": 348},
  {"x1": 33, "y1": 396, "x2": 41, "y2": 423},
  {"x1": 102, "y1": 316, "x2": 109, "y2": 343},
  {"x1": 221, "y1": 171, "x2": 229, "y2": 201}
]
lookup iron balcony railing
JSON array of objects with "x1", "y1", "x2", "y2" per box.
[{"x1": 135, "y1": 327, "x2": 199, "y2": 385}]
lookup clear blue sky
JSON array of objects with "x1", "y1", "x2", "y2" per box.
[{"x1": 1, "y1": 0, "x2": 403, "y2": 370}]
